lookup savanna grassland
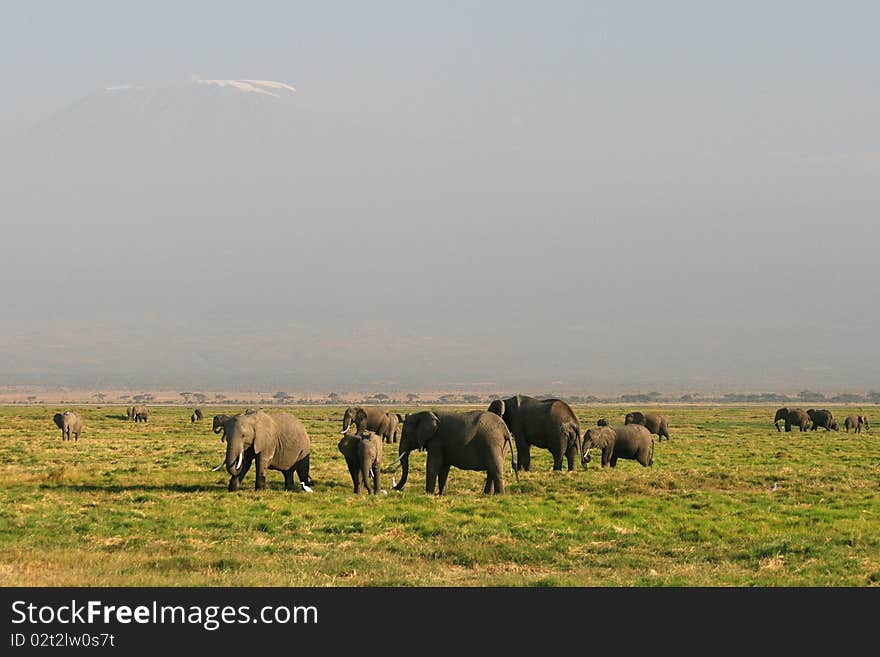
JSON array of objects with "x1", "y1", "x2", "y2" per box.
[{"x1": 1, "y1": 404, "x2": 878, "y2": 587}]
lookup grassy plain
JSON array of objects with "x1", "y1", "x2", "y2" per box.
[{"x1": 1, "y1": 404, "x2": 878, "y2": 586}]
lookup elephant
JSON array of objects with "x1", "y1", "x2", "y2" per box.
[
  {"x1": 193, "y1": 408, "x2": 203, "y2": 421},
  {"x1": 222, "y1": 409, "x2": 312, "y2": 492},
  {"x1": 773, "y1": 407, "x2": 811, "y2": 432},
  {"x1": 190, "y1": 412, "x2": 197, "y2": 423},
  {"x1": 390, "y1": 410, "x2": 515, "y2": 495},
  {"x1": 844, "y1": 415, "x2": 870, "y2": 433},
  {"x1": 581, "y1": 424, "x2": 654, "y2": 468},
  {"x1": 807, "y1": 409, "x2": 837, "y2": 431},
  {"x1": 487, "y1": 395, "x2": 581, "y2": 471},
  {"x1": 624, "y1": 411, "x2": 670, "y2": 441},
  {"x1": 337, "y1": 430, "x2": 384, "y2": 494},
  {"x1": 53, "y1": 411, "x2": 83, "y2": 441},
  {"x1": 597, "y1": 418, "x2": 610, "y2": 427},
  {"x1": 341, "y1": 406, "x2": 401, "y2": 443},
  {"x1": 132, "y1": 405, "x2": 149, "y2": 423},
  {"x1": 126, "y1": 406, "x2": 135, "y2": 421}
]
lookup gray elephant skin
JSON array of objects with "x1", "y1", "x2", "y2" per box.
[
  {"x1": 773, "y1": 407, "x2": 811, "y2": 432},
  {"x1": 337, "y1": 430, "x2": 384, "y2": 494},
  {"x1": 131, "y1": 405, "x2": 149, "y2": 423},
  {"x1": 126, "y1": 406, "x2": 135, "y2": 421},
  {"x1": 487, "y1": 395, "x2": 581, "y2": 471},
  {"x1": 392, "y1": 410, "x2": 515, "y2": 495},
  {"x1": 844, "y1": 415, "x2": 869, "y2": 433},
  {"x1": 53, "y1": 411, "x2": 83, "y2": 441},
  {"x1": 624, "y1": 411, "x2": 670, "y2": 441},
  {"x1": 582, "y1": 425, "x2": 654, "y2": 468},
  {"x1": 341, "y1": 406, "x2": 401, "y2": 443},
  {"x1": 223, "y1": 410, "x2": 312, "y2": 492},
  {"x1": 807, "y1": 409, "x2": 837, "y2": 431}
]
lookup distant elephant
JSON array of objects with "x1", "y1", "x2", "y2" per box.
[
  {"x1": 337, "y1": 430, "x2": 384, "y2": 494},
  {"x1": 194, "y1": 408, "x2": 203, "y2": 421},
  {"x1": 126, "y1": 406, "x2": 135, "y2": 421},
  {"x1": 391, "y1": 410, "x2": 515, "y2": 495},
  {"x1": 53, "y1": 411, "x2": 83, "y2": 441},
  {"x1": 487, "y1": 395, "x2": 581, "y2": 471},
  {"x1": 844, "y1": 415, "x2": 870, "y2": 433},
  {"x1": 807, "y1": 409, "x2": 837, "y2": 431},
  {"x1": 773, "y1": 407, "x2": 811, "y2": 432},
  {"x1": 223, "y1": 410, "x2": 312, "y2": 492},
  {"x1": 190, "y1": 412, "x2": 197, "y2": 423},
  {"x1": 624, "y1": 411, "x2": 670, "y2": 441},
  {"x1": 341, "y1": 406, "x2": 400, "y2": 443},
  {"x1": 582, "y1": 425, "x2": 654, "y2": 468},
  {"x1": 597, "y1": 418, "x2": 610, "y2": 427},
  {"x1": 132, "y1": 405, "x2": 149, "y2": 423}
]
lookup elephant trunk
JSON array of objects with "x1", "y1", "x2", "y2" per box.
[
  {"x1": 226, "y1": 446, "x2": 244, "y2": 475},
  {"x1": 394, "y1": 451, "x2": 410, "y2": 490}
]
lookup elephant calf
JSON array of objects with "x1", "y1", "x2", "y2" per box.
[
  {"x1": 53, "y1": 411, "x2": 83, "y2": 441},
  {"x1": 844, "y1": 415, "x2": 870, "y2": 433},
  {"x1": 337, "y1": 431, "x2": 384, "y2": 494},
  {"x1": 624, "y1": 411, "x2": 670, "y2": 441},
  {"x1": 582, "y1": 425, "x2": 654, "y2": 468}
]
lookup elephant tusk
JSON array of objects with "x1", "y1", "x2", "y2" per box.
[
  {"x1": 234, "y1": 451, "x2": 243, "y2": 471},
  {"x1": 341, "y1": 422, "x2": 351, "y2": 434},
  {"x1": 211, "y1": 461, "x2": 225, "y2": 471},
  {"x1": 384, "y1": 452, "x2": 407, "y2": 470}
]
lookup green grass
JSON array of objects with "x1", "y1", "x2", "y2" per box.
[{"x1": 1, "y1": 404, "x2": 878, "y2": 586}]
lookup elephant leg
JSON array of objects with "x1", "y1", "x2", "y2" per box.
[
  {"x1": 425, "y1": 454, "x2": 441, "y2": 494},
  {"x1": 371, "y1": 464, "x2": 380, "y2": 494},
  {"x1": 610, "y1": 455, "x2": 618, "y2": 467},
  {"x1": 437, "y1": 465, "x2": 451, "y2": 496},
  {"x1": 228, "y1": 475, "x2": 240, "y2": 492},
  {"x1": 565, "y1": 442, "x2": 578, "y2": 471},
  {"x1": 487, "y1": 461, "x2": 504, "y2": 494},
  {"x1": 551, "y1": 448, "x2": 563, "y2": 471},
  {"x1": 515, "y1": 438, "x2": 531, "y2": 472},
  {"x1": 283, "y1": 469, "x2": 296, "y2": 491},
  {"x1": 345, "y1": 456, "x2": 359, "y2": 492},
  {"x1": 254, "y1": 455, "x2": 267, "y2": 491},
  {"x1": 237, "y1": 454, "x2": 254, "y2": 485},
  {"x1": 295, "y1": 455, "x2": 311, "y2": 486},
  {"x1": 601, "y1": 448, "x2": 611, "y2": 467}
]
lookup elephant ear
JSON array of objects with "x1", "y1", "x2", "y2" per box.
[
  {"x1": 416, "y1": 412, "x2": 440, "y2": 450},
  {"x1": 251, "y1": 414, "x2": 275, "y2": 455},
  {"x1": 488, "y1": 399, "x2": 505, "y2": 417},
  {"x1": 356, "y1": 408, "x2": 368, "y2": 424}
]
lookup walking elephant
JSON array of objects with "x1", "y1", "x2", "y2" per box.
[
  {"x1": 53, "y1": 411, "x2": 83, "y2": 441},
  {"x1": 773, "y1": 407, "x2": 811, "y2": 432},
  {"x1": 807, "y1": 409, "x2": 837, "y2": 431},
  {"x1": 624, "y1": 411, "x2": 670, "y2": 441},
  {"x1": 341, "y1": 406, "x2": 401, "y2": 443},
  {"x1": 582, "y1": 424, "x2": 654, "y2": 468},
  {"x1": 222, "y1": 410, "x2": 312, "y2": 492},
  {"x1": 844, "y1": 415, "x2": 869, "y2": 433},
  {"x1": 389, "y1": 410, "x2": 515, "y2": 495},
  {"x1": 487, "y1": 395, "x2": 581, "y2": 471},
  {"x1": 132, "y1": 405, "x2": 149, "y2": 423},
  {"x1": 337, "y1": 430, "x2": 384, "y2": 494}
]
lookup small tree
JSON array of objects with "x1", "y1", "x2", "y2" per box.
[
  {"x1": 193, "y1": 393, "x2": 206, "y2": 405},
  {"x1": 93, "y1": 392, "x2": 107, "y2": 404},
  {"x1": 215, "y1": 393, "x2": 226, "y2": 402},
  {"x1": 463, "y1": 394, "x2": 481, "y2": 403},
  {"x1": 273, "y1": 391, "x2": 293, "y2": 404},
  {"x1": 179, "y1": 392, "x2": 193, "y2": 404},
  {"x1": 406, "y1": 393, "x2": 420, "y2": 403}
]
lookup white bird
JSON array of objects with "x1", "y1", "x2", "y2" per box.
[
  {"x1": 770, "y1": 482, "x2": 778, "y2": 492},
  {"x1": 301, "y1": 482, "x2": 314, "y2": 493}
]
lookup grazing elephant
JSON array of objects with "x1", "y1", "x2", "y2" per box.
[
  {"x1": 807, "y1": 409, "x2": 837, "y2": 431},
  {"x1": 337, "y1": 430, "x2": 384, "y2": 494},
  {"x1": 582, "y1": 425, "x2": 654, "y2": 468},
  {"x1": 390, "y1": 410, "x2": 515, "y2": 495},
  {"x1": 773, "y1": 407, "x2": 811, "y2": 432},
  {"x1": 844, "y1": 415, "x2": 870, "y2": 433},
  {"x1": 132, "y1": 405, "x2": 149, "y2": 423},
  {"x1": 222, "y1": 410, "x2": 312, "y2": 492},
  {"x1": 487, "y1": 395, "x2": 581, "y2": 471},
  {"x1": 341, "y1": 406, "x2": 401, "y2": 443},
  {"x1": 53, "y1": 411, "x2": 83, "y2": 441},
  {"x1": 624, "y1": 411, "x2": 670, "y2": 441}
]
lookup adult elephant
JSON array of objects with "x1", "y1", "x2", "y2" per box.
[
  {"x1": 624, "y1": 411, "x2": 670, "y2": 441},
  {"x1": 222, "y1": 410, "x2": 312, "y2": 492},
  {"x1": 807, "y1": 409, "x2": 837, "y2": 431},
  {"x1": 341, "y1": 406, "x2": 400, "y2": 443},
  {"x1": 390, "y1": 410, "x2": 515, "y2": 495},
  {"x1": 126, "y1": 406, "x2": 135, "y2": 421},
  {"x1": 337, "y1": 431, "x2": 384, "y2": 494},
  {"x1": 132, "y1": 405, "x2": 149, "y2": 423},
  {"x1": 844, "y1": 415, "x2": 870, "y2": 433},
  {"x1": 53, "y1": 411, "x2": 83, "y2": 441},
  {"x1": 773, "y1": 407, "x2": 811, "y2": 432},
  {"x1": 582, "y1": 425, "x2": 654, "y2": 468},
  {"x1": 487, "y1": 395, "x2": 581, "y2": 471}
]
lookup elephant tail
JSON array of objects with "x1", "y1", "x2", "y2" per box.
[{"x1": 504, "y1": 427, "x2": 519, "y2": 484}]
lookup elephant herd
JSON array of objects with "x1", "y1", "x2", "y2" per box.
[{"x1": 773, "y1": 407, "x2": 870, "y2": 434}]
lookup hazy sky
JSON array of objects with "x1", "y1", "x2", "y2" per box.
[{"x1": 1, "y1": 2, "x2": 878, "y2": 393}]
